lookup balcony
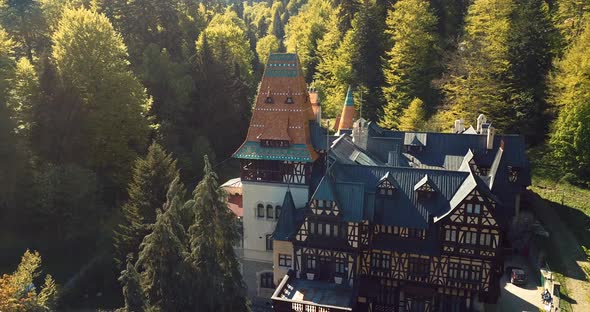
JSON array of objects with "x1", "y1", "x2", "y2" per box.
[{"x1": 271, "y1": 271, "x2": 353, "y2": 312}]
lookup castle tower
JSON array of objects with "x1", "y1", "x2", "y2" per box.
[
  {"x1": 337, "y1": 86, "x2": 356, "y2": 134},
  {"x1": 233, "y1": 53, "x2": 318, "y2": 299}
]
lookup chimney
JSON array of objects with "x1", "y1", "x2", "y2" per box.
[
  {"x1": 387, "y1": 143, "x2": 401, "y2": 167},
  {"x1": 477, "y1": 114, "x2": 487, "y2": 134},
  {"x1": 352, "y1": 118, "x2": 368, "y2": 150},
  {"x1": 454, "y1": 119, "x2": 465, "y2": 133},
  {"x1": 309, "y1": 88, "x2": 321, "y2": 123},
  {"x1": 486, "y1": 125, "x2": 495, "y2": 150}
]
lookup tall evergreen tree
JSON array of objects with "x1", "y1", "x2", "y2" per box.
[
  {"x1": 380, "y1": 0, "x2": 438, "y2": 129},
  {"x1": 507, "y1": 0, "x2": 556, "y2": 143},
  {"x1": 187, "y1": 156, "x2": 249, "y2": 312},
  {"x1": 0, "y1": 0, "x2": 49, "y2": 60},
  {"x1": 114, "y1": 142, "x2": 181, "y2": 266},
  {"x1": 550, "y1": 23, "x2": 590, "y2": 181},
  {"x1": 398, "y1": 98, "x2": 426, "y2": 131},
  {"x1": 554, "y1": 0, "x2": 590, "y2": 45},
  {"x1": 7, "y1": 57, "x2": 39, "y2": 137},
  {"x1": 136, "y1": 177, "x2": 189, "y2": 311},
  {"x1": 118, "y1": 255, "x2": 147, "y2": 312},
  {"x1": 440, "y1": 0, "x2": 514, "y2": 131},
  {"x1": 346, "y1": 0, "x2": 387, "y2": 122}
]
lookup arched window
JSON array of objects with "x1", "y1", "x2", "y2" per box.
[
  {"x1": 257, "y1": 204, "x2": 264, "y2": 218},
  {"x1": 266, "y1": 204, "x2": 274, "y2": 219},
  {"x1": 275, "y1": 205, "x2": 282, "y2": 218}
]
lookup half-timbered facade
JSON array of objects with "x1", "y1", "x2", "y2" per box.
[
  {"x1": 270, "y1": 121, "x2": 529, "y2": 312},
  {"x1": 234, "y1": 53, "x2": 529, "y2": 311}
]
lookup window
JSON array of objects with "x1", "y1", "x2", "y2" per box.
[
  {"x1": 260, "y1": 272, "x2": 274, "y2": 288},
  {"x1": 463, "y1": 231, "x2": 478, "y2": 245},
  {"x1": 285, "y1": 96, "x2": 294, "y2": 104},
  {"x1": 265, "y1": 96, "x2": 273, "y2": 103},
  {"x1": 466, "y1": 203, "x2": 481, "y2": 214},
  {"x1": 445, "y1": 229, "x2": 457, "y2": 242},
  {"x1": 306, "y1": 255, "x2": 316, "y2": 270},
  {"x1": 448, "y1": 263, "x2": 480, "y2": 283},
  {"x1": 371, "y1": 252, "x2": 391, "y2": 271},
  {"x1": 508, "y1": 166, "x2": 520, "y2": 183},
  {"x1": 275, "y1": 205, "x2": 281, "y2": 218},
  {"x1": 479, "y1": 233, "x2": 492, "y2": 247},
  {"x1": 279, "y1": 254, "x2": 292, "y2": 267},
  {"x1": 257, "y1": 204, "x2": 265, "y2": 218},
  {"x1": 408, "y1": 228, "x2": 425, "y2": 239},
  {"x1": 266, "y1": 234, "x2": 273, "y2": 251},
  {"x1": 260, "y1": 140, "x2": 290, "y2": 148},
  {"x1": 266, "y1": 205, "x2": 274, "y2": 219},
  {"x1": 335, "y1": 258, "x2": 346, "y2": 274},
  {"x1": 378, "y1": 180, "x2": 396, "y2": 196},
  {"x1": 308, "y1": 221, "x2": 343, "y2": 239},
  {"x1": 408, "y1": 257, "x2": 430, "y2": 278}
]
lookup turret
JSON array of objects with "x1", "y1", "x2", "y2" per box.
[{"x1": 337, "y1": 86, "x2": 356, "y2": 134}]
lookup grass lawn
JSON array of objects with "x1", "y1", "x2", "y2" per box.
[{"x1": 528, "y1": 147, "x2": 590, "y2": 250}]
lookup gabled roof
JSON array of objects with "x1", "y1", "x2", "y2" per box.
[
  {"x1": 273, "y1": 190, "x2": 304, "y2": 241},
  {"x1": 414, "y1": 174, "x2": 434, "y2": 192},
  {"x1": 404, "y1": 133, "x2": 427, "y2": 146},
  {"x1": 378, "y1": 172, "x2": 395, "y2": 186}
]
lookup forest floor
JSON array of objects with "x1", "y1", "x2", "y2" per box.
[{"x1": 528, "y1": 148, "x2": 590, "y2": 311}]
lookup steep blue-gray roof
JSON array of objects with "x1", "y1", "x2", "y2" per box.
[
  {"x1": 330, "y1": 163, "x2": 469, "y2": 228},
  {"x1": 273, "y1": 190, "x2": 304, "y2": 241}
]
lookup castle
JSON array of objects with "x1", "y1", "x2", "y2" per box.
[{"x1": 232, "y1": 53, "x2": 530, "y2": 312}]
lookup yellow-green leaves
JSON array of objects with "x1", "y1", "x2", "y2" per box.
[{"x1": 256, "y1": 34, "x2": 280, "y2": 64}]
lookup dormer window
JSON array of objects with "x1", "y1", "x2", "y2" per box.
[
  {"x1": 378, "y1": 180, "x2": 395, "y2": 196},
  {"x1": 377, "y1": 172, "x2": 396, "y2": 196},
  {"x1": 285, "y1": 96, "x2": 294, "y2": 104},
  {"x1": 508, "y1": 166, "x2": 520, "y2": 183},
  {"x1": 414, "y1": 175, "x2": 435, "y2": 200},
  {"x1": 265, "y1": 96, "x2": 273, "y2": 103}
]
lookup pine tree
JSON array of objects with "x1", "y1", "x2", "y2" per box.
[
  {"x1": 136, "y1": 177, "x2": 189, "y2": 311},
  {"x1": 440, "y1": 0, "x2": 514, "y2": 131},
  {"x1": 187, "y1": 156, "x2": 249, "y2": 312},
  {"x1": 380, "y1": 0, "x2": 438, "y2": 129},
  {"x1": 554, "y1": 0, "x2": 590, "y2": 45},
  {"x1": 114, "y1": 142, "x2": 181, "y2": 267},
  {"x1": 0, "y1": 0, "x2": 49, "y2": 60},
  {"x1": 397, "y1": 98, "x2": 426, "y2": 131},
  {"x1": 550, "y1": 23, "x2": 590, "y2": 180},
  {"x1": 346, "y1": 0, "x2": 387, "y2": 122},
  {"x1": 119, "y1": 255, "x2": 147, "y2": 312},
  {"x1": 507, "y1": 0, "x2": 556, "y2": 143},
  {"x1": 7, "y1": 57, "x2": 39, "y2": 137}
]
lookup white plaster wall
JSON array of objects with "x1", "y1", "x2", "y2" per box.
[{"x1": 242, "y1": 181, "x2": 308, "y2": 263}]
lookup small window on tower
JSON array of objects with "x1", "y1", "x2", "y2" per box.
[
  {"x1": 265, "y1": 96, "x2": 273, "y2": 104},
  {"x1": 285, "y1": 96, "x2": 294, "y2": 104}
]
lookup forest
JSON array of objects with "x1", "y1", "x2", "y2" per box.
[{"x1": 0, "y1": 0, "x2": 589, "y2": 311}]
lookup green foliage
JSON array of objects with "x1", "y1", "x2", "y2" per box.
[
  {"x1": 0, "y1": 0, "x2": 49, "y2": 60},
  {"x1": 50, "y1": 7, "x2": 150, "y2": 190},
  {"x1": 344, "y1": 0, "x2": 387, "y2": 122},
  {"x1": 284, "y1": 0, "x2": 332, "y2": 80},
  {"x1": 554, "y1": 0, "x2": 590, "y2": 45},
  {"x1": 113, "y1": 142, "x2": 181, "y2": 267},
  {"x1": 380, "y1": 0, "x2": 438, "y2": 129},
  {"x1": 550, "y1": 23, "x2": 590, "y2": 180},
  {"x1": 397, "y1": 98, "x2": 426, "y2": 132},
  {"x1": 7, "y1": 57, "x2": 39, "y2": 136},
  {"x1": 256, "y1": 34, "x2": 280, "y2": 64},
  {"x1": 507, "y1": 0, "x2": 556, "y2": 143},
  {"x1": 118, "y1": 256, "x2": 147, "y2": 312},
  {"x1": 135, "y1": 178, "x2": 189, "y2": 311},
  {"x1": 32, "y1": 163, "x2": 102, "y2": 241},
  {"x1": 187, "y1": 156, "x2": 248, "y2": 312},
  {"x1": 313, "y1": 6, "x2": 350, "y2": 117},
  {"x1": 440, "y1": 0, "x2": 514, "y2": 131}
]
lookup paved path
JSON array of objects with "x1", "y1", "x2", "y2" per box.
[
  {"x1": 528, "y1": 192, "x2": 590, "y2": 311},
  {"x1": 490, "y1": 255, "x2": 541, "y2": 312}
]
